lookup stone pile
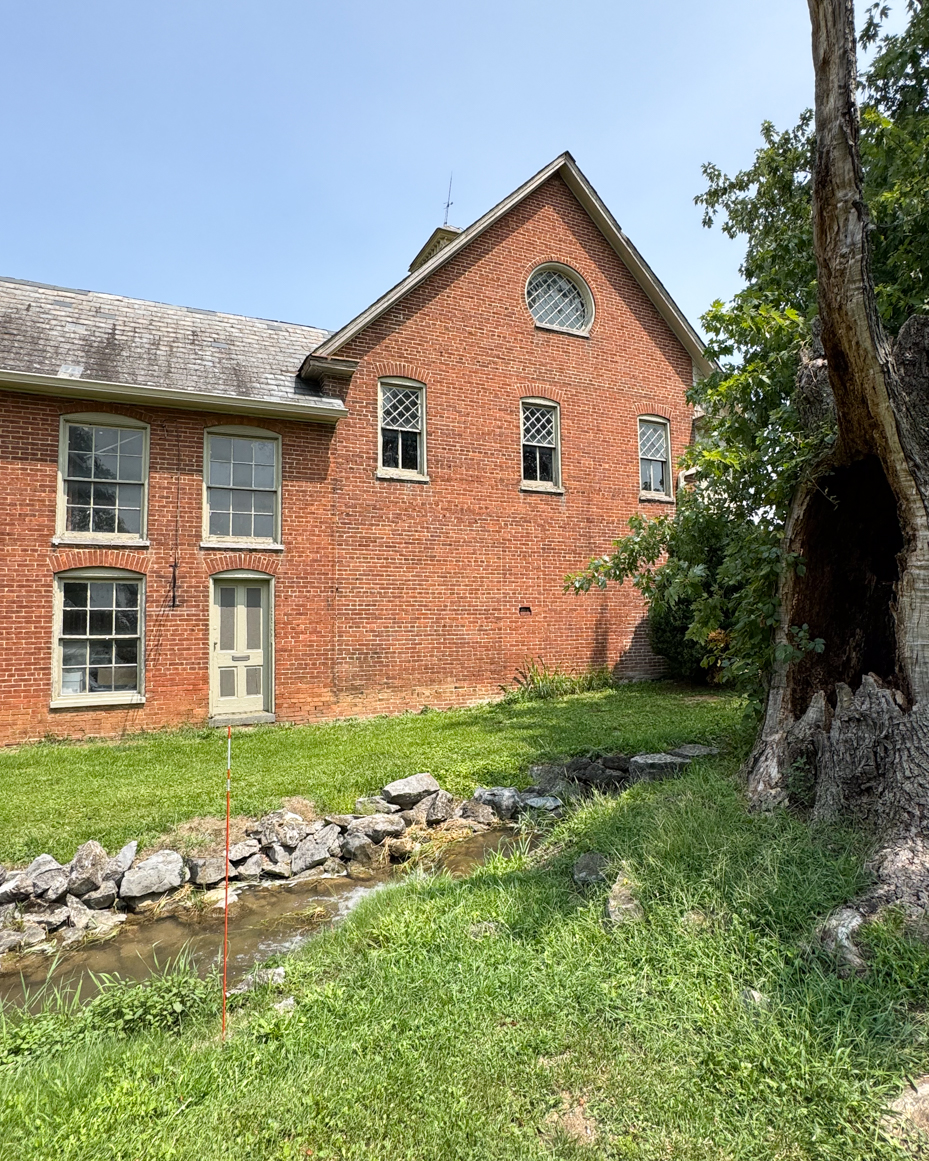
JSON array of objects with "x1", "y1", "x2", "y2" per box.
[
  {"x1": 0, "y1": 772, "x2": 512, "y2": 958},
  {"x1": 0, "y1": 742, "x2": 718, "y2": 960},
  {"x1": 471, "y1": 742, "x2": 719, "y2": 821}
]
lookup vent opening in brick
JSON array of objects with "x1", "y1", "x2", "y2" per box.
[{"x1": 519, "y1": 606, "x2": 532, "y2": 615}]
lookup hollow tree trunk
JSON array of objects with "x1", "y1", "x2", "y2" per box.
[{"x1": 745, "y1": 0, "x2": 929, "y2": 914}]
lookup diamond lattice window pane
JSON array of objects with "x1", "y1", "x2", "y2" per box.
[
  {"x1": 381, "y1": 387, "x2": 421, "y2": 431},
  {"x1": 638, "y1": 421, "x2": 667, "y2": 461},
  {"x1": 526, "y1": 269, "x2": 589, "y2": 331},
  {"x1": 522, "y1": 405, "x2": 556, "y2": 447}
]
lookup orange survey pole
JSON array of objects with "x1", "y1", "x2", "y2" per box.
[{"x1": 221, "y1": 724, "x2": 231, "y2": 1041}]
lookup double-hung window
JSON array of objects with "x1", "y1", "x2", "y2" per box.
[
  {"x1": 378, "y1": 379, "x2": 426, "y2": 479},
  {"x1": 521, "y1": 400, "x2": 561, "y2": 489},
  {"x1": 58, "y1": 415, "x2": 148, "y2": 542},
  {"x1": 638, "y1": 417, "x2": 671, "y2": 497},
  {"x1": 53, "y1": 570, "x2": 145, "y2": 706},
  {"x1": 204, "y1": 428, "x2": 281, "y2": 544}
]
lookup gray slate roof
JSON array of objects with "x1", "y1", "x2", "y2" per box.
[{"x1": 0, "y1": 275, "x2": 330, "y2": 407}]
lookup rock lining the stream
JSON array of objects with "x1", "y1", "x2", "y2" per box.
[{"x1": 0, "y1": 741, "x2": 716, "y2": 962}]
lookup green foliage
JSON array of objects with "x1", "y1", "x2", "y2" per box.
[
  {"x1": 501, "y1": 658, "x2": 616, "y2": 701},
  {"x1": 0, "y1": 961, "x2": 216, "y2": 1071},
  {"x1": 570, "y1": 4, "x2": 929, "y2": 694}
]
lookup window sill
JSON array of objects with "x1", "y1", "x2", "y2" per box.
[
  {"x1": 50, "y1": 692, "x2": 146, "y2": 710},
  {"x1": 52, "y1": 537, "x2": 150, "y2": 549},
  {"x1": 520, "y1": 482, "x2": 564, "y2": 495},
  {"x1": 376, "y1": 469, "x2": 430, "y2": 484},
  {"x1": 199, "y1": 541, "x2": 285, "y2": 552},
  {"x1": 533, "y1": 323, "x2": 590, "y2": 339},
  {"x1": 639, "y1": 491, "x2": 676, "y2": 504}
]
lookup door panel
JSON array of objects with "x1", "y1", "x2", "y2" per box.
[{"x1": 210, "y1": 581, "x2": 270, "y2": 715}]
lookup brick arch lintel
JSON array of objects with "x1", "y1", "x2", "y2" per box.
[
  {"x1": 50, "y1": 549, "x2": 150, "y2": 575},
  {"x1": 201, "y1": 553, "x2": 281, "y2": 577},
  {"x1": 517, "y1": 383, "x2": 566, "y2": 404},
  {"x1": 369, "y1": 361, "x2": 431, "y2": 385}
]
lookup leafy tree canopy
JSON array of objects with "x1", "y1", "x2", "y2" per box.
[{"x1": 569, "y1": 1, "x2": 929, "y2": 695}]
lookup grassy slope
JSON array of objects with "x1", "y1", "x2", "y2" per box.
[
  {"x1": 0, "y1": 682, "x2": 737, "y2": 864},
  {"x1": 2, "y1": 763, "x2": 928, "y2": 1160}
]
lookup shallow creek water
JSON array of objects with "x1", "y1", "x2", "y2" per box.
[{"x1": 0, "y1": 829, "x2": 516, "y2": 1008}]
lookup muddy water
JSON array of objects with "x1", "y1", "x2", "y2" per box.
[{"x1": 0, "y1": 829, "x2": 517, "y2": 1007}]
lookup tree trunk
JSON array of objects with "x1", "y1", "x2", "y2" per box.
[{"x1": 745, "y1": 0, "x2": 929, "y2": 914}]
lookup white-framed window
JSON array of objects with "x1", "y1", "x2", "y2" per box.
[
  {"x1": 51, "y1": 568, "x2": 145, "y2": 708},
  {"x1": 638, "y1": 416, "x2": 672, "y2": 497},
  {"x1": 378, "y1": 378, "x2": 427, "y2": 480},
  {"x1": 56, "y1": 414, "x2": 149, "y2": 543},
  {"x1": 203, "y1": 426, "x2": 282, "y2": 546},
  {"x1": 521, "y1": 399, "x2": 561, "y2": 489},
  {"x1": 525, "y1": 263, "x2": 594, "y2": 335}
]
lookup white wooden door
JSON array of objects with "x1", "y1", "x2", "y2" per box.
[{"x1": 210, "y1": 581, "x2": 269, "y2": 716}]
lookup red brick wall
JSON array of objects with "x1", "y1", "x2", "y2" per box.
[
  {"x1": 0, "y1": 173, "x2": 689, "y2": 743},
  {"x1": 327, "y1": 173, "x2": 689, "y2": 713}
]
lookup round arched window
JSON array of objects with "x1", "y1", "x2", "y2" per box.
[{"x1": 526, "y1": 264, "x2": 593, "y2": 334}]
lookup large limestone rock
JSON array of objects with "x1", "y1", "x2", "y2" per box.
[
  {"x1": 104, "y1": 841, "x2": 137, "y2": 884},
  {"x1": 247, "y1": 810, "x2": 310, "y2": 850},
  {"x1": 68, "y1": 840, "x2": 110, "y2": 897},
  {"x1": 572, "y1": 853, "x2": 609, "y2": 888},
  {"x1": 408, "y1": 790, "x2": 455, "y2": 825},
  {"x1": 291, "y1": 836, "x2": 331, "y2": 875},
  {"x1": 380, "y1": 773, "x2": 441, "y2": 809},
  {"x1": 355, "y1": 796, "x2": 401, "y2": 816},
  {"x1": 346, "y1": 813, "x2": 406, "y2": 844},
  {"x1": 236, "y1": 853, "x2": 262, "y2": 879},
  {"x1": 66, "y1": 894, "x2": 93, "y2": 930},
  {"x1": 31, "y1": 858, "x2": 70, "y2": 903},
  {"x1": 604, "y1": 876, "x2": 644, "y2": 926},
  {"x1": 82, "y1": 881, "x2": 118, "y2": 909},
  {"x1": 668, "y1": 744, "x2": 718, "y2": 760},
  {"x1": 341, "y1": 832, "x2": 379, "y2": 865},
  {"x1": 24, "y1": 905, "x2": 70, "y2": 931},
  {"x1": 187, "y1": 857, "x2": 238, "y2": 887},
  {"x1": 0, "y1": 875, "x2": 33, "y2": 905},
  {"x1": 227, "y1": 839, "x2": 260, "y2": 863},
  {"x1": 455, "y1": 799, "x2": 497, "y2": 827},
  {"x1": 0, "y1": 929, "x2": 24, "y2": 954},
  {"x1": 627, "y1": 753, "x2": 690, "y2": 783},
  {"x1": 119, "y1": 850, "x2": 185, "y2": 900},
  {"x1": 566, "y1": 757, "x2": 624, "y2": 786},
  {"x1": 474, "y1": 787, "x2": 521, "y2": 820}
]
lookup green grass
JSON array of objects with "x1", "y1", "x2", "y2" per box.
[
  {"x1": 0, "y1": 682, "x2": 740, "y2": 864},
  {"x1": 2, "y1": 759, "x2": 927, "y2": 1160}
]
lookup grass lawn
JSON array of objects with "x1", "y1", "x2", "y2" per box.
[
  {"x1": 3, "y1": 755, "x2": 928, "y2": 1159},
  {"x1": 0, "y1": 682, "x2": 741, "y2": 865}
]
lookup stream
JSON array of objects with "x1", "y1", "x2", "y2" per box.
[{"x1": 0, "y1": 829, "x2": 517, "y2": 1008}]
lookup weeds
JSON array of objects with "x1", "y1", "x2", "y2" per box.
[{"x1": 501, "y1": 658, "x2": 617, "y2": 701}]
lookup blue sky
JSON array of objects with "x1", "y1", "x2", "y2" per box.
[{"x1": 0, "y1": 1, "x2": 907, "y2": 336}]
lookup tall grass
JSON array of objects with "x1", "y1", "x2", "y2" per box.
[{"x1": 501, "y1": 658, "x2": 617, "y2": 701}]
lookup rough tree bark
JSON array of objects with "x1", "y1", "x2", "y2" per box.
[{"x1": 744, "y1": 0, "x2": 929, "y2": 914}]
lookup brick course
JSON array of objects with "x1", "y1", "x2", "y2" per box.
[{"x1": 0, "y1": 172, "x2": 689, "y2": 743}]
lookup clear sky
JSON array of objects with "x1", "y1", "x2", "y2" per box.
[{"x1": 0, "y1": 1, "x2": 907, "y2": 337}]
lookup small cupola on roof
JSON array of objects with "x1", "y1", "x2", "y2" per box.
[{"x1": 408, "y1": 226, "x2": 462, "y2": 272}]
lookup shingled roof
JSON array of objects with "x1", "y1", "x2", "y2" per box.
[{"x1": 0, "y1": 276, "x2": 346, "y2": 422}]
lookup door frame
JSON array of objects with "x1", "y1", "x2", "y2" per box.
[{"x1": 208, "y1": 569, "x2": 276, "y2": 725}]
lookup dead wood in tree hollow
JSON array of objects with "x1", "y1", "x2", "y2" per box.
[{"x1": 745, "y1": 0, "x2": 929, "y2": 915}]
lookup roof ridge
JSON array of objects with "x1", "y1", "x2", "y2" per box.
[{"x1": 0, "y1": 274, "x2": 330, "y2": 335}]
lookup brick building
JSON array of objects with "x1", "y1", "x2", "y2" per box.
[{"x1": 0, "y1": 153, "x2": 710, "y2": 744}]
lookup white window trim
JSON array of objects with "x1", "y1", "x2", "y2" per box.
[
  {"x1": 376, "y1": 377, "x2": 429, "y2": 482},
  {"x1": 55, "y1": 413, "x2": 150, "y2": 546},
  {"x1": 525, "y1": 262, "x2": 595, "y2": 337},
  {"x1": 49, "y1": 566, "x2": 146, "y2": 709},
  {"x1": 638, "y1": 414, "x2": 674, "y2": 501},
  {"x1": 520, "y1": 397, "x2": 563, "y2": 493},
  {"x1": 201, "y1": 425, "x2": 283, "y2": 549}
]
